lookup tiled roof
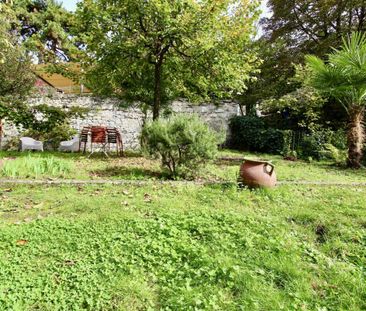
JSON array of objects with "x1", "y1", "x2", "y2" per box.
[{"x1": 33, "y1": 64, "x2": 91, "y2": 94}]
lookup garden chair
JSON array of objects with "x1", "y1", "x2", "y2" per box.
[
  {"x1": 106, "y1": 127, "x2": 124, "y2": 156},
  {"x1": 88, "y1": 126, "x2": 108, "y2": 157},
  {"x1": 79, "y1": 126, "x2": 91, "y2": 154},
  {"x1": 20, "y1": 137, "x2": 44, "y2": 152},
  {"x1": 59, "y1": 135, "x2": 80, "y2": 152}
]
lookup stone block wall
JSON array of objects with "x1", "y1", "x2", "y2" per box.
[{"x1": 1, "y1": 94, "x2": 240, "y2": 149}]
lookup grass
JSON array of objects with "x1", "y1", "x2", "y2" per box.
[
  {"x1": 0, "y1": 150, "x2": 365, "y2": 182},
  {"x1": 0, "y1": 154, "x2": 72, "y2": 178},
  {"x1": 0, "y1": 183, "x2": 365, "y2": 310},
  {"x1": 0, "y1": 150, "x2": 365, "y2": 310}
]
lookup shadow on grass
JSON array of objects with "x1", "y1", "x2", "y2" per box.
[{"x1": 90, "y1": 166, "x2": 165, "y2": 180}]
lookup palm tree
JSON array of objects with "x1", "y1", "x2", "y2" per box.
[{"x1": 306, "y1": 32, "x2": 366, "y2": 168}]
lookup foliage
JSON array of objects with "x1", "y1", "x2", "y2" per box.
[
  {"x1": 282, "y1": 128, "x2": 347, "y2": 162},
  {"x1": 141, "y1": 115, "x2": 220, "y2": 178},
  {"x1": 244, "y1": 0, "x2": 366, "y2": 116},
  {"x1": 2, "y1": 103, "x2": 87, "y2": 145},
  {"x1": 0, "y1": 181, "x2": 365, "y2": 309},
  {"x1": 1, "y1": 136, "x2": 21, "y2": 151},
  {"x1": 263, "y1": 0, "x2": 366, "y2": 57},
  {"x1": 229, "y1": 115, "x2": 284, "y2": 154},
  {"x1": 6, "y1": 0, "x2": 76, "y2": 62},
  {"x1": 0, "y1": 154, "x2": 72, "y2": 178},
  {"x1": 299, "y1": 132, "x2": 332, "y2": 161},
  {"x1": 23, "y1": 123, "x2": 77, "y2": 150},
  {"x1": 76, "y1": 0, "x2": 260, "y2": 119},
  {"x1": 238, "y1": 39, "x2": 300, "y2": 113},
  {"x1": 320, "y1": 144, "x2": 347, "y2": 164},
  {"x1": 0, "y1": 9, "x2": 35, "y2": 121},
  {"x1": 306, "y1": 32, "x2": 366, "y2": 168},
  {"x1": 261, "y1": 86, "x2": 325, "y2": 131}
]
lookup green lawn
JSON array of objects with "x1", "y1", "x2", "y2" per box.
[
  {"x1": 1, "y1": 150, "x2": 365, "y2": 183},
  {"x1": 0, "y1": 151, "x2": 365, "y2": 310}
]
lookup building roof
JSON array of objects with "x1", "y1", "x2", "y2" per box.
[{"x1": 33, "y1": 64, "x2": 91, "y2": 94}]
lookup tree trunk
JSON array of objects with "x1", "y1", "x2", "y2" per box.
[
  {"x1": 347, "y1": 106, "x2": 365, "y2": 168},
  {"x1": 153, "y1": 60, "x2": 162, "y2": 120}
]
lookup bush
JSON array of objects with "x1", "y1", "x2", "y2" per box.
[
  {"x1": 297, "y1": 128, "x2": 347, "y2": 161},
  {"x1": 320, "y1": 144, "x2": 347, "y2": 164},
  {"x1": 229, "y1": 115, "x2": 284, "y2": 154},
  {"x1": 23, "y1": 123, "x2": 77, "y2": 150},
  {"x1": 229, "y1": 116, "x2": 348, "y2": 163},
  {"x1": 141, "y1": 115, "x2": 221, "y2": 178},
  {"x1": 2, "y1": 136, "x2": 21, "y2": 151}
]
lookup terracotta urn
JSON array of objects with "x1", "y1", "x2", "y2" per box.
[{"x1": 239, "y1": 159, "x2": 277, "y2": 188}]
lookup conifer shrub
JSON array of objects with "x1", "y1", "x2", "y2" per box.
[{"x1": 141, "y1": 115, "x2": 221, "y2": 178}]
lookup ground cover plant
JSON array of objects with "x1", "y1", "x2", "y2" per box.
[{"x1": 0, "y1": 181, "x2": 365, "y2": 310}]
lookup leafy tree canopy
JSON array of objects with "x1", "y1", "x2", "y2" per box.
[
  {"x1": 2, "y1": 0, "x2": 76, "y2": 62},
  {"x1": 263, "y1": 0, "x2": 366, "y2": 56},
  {"x1": 76, "y1": 0, "x2": 260, "y2": 119},
  {"x1": 243, "y1": 0, "x2": 366, "y2": 113},
  {"x1": 0, "y1": 4, "x2": 35, "y2": 121}
]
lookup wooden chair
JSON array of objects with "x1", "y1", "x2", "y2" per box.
[
  {"x1": 79, "y1": 126, "x2": 91, "y2": 154},
  {"x1": 88, "y1": 126, "x2": 108, "y2": 157},
  {"x1": 106, "y1": 127, "x2": 124, "y2": 156}
]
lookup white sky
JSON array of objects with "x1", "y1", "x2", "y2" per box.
[{"x1": 60, "y1": 0, "x2": 78, "y2": 11}]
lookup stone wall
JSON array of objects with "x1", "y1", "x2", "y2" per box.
[{"x1": 1, "y1": 94, "x2": 240, "y2": 149}]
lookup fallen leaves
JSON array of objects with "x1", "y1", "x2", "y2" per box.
[
  {"x1": 64, "y1": 259, "x2": 76, "y2": 266},
  {"x1": 16, "y1": 239, "x2": 28, "y2": 246},
  {"x1": 144, "y1": 193, "x2": 152, "y2": 203}
]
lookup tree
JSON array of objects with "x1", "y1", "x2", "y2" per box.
[
  {"x1": 238, "y1": 39, "x2": 300, "y2": 113},
  {"x1": 261, "y1": 86, "x2": 325, "y2": 132},
  {"x1": 4, "y1": 0, "x2": 76, "y2": 62},
  {"x1": 263, "y1": 0, "x2": 366, "y2": 56},
  {"x1": 0, "y1": 3, "x2": 35, "y2": 111},
  {"x1": 306, "y1": 32, "x2": 366, "y2": 168},
  {"x1": 0, "y1": 4, "x2": 35, "y2": 144},
  {"x1": 76, "y1": 0, "x2": 260, "y2": 120},
  {"x1": 245, "y1": 0, "x2": 366, "y2": 111}
]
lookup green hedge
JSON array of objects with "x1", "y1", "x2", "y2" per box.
[
  {"x1": 228, "y1": 115, "x2": 284, "y2": 154},
  {"x1": 229, "y1": 116, "x2": 348, "y2": 161}
]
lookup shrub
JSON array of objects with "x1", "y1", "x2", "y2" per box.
[
  {"x1": 298, "y1": 128, "x2": 347, "y2": 161},
  {"x1": 141, "y1": 115, "x2": 221, "y2": 178},
  {"x1": 23, "y1": 123, "x2": 77, "y2": 150},
  {"x1": 320, "y1": 144, "x2": 347, "y2": 164},
  {"x1": 229, "y1": 115, "x2": 284, "y2": 154},
  {"x1": 2, "y1": 136, "x2": 21, "y2": 151}
]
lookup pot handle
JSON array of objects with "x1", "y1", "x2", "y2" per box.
[{"x1": 265, "y1": 163, "x2": 275, "y2": 176}]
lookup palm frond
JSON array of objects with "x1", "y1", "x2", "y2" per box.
[{"x1": 306, "y1": 32, "x2": 366, "y2": 107}]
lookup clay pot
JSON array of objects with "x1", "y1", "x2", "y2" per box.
[{"x1": 239, "y1": 159, "x2": 276, "y2": 188}]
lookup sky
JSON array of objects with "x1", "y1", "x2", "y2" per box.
[{"x1": 60, "y1": 0, "x2": 78, "y2": 12}]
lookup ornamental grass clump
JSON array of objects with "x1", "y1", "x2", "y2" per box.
[
  {"x1": 141, "y1": 115, "x2": 221, "y2": 178},
  {"x1": 1, "y1": 154, "x2": 72, "y2": 178}
]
